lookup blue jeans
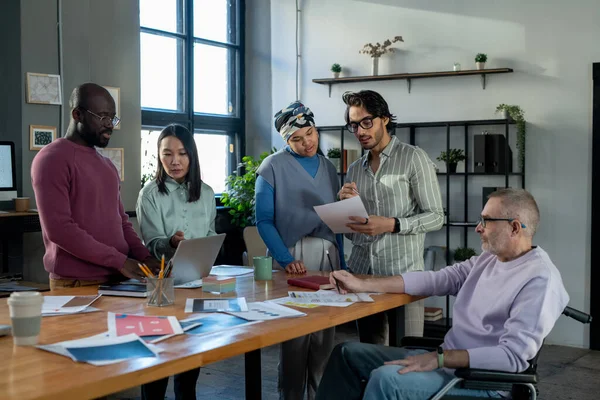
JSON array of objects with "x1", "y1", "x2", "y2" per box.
[{"x1": 315, "y1": 342, "x2": 503, "y2": 400}]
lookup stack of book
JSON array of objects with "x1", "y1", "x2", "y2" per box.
[
  {"x1": 424, "y1": 307, "x2": 443, "y2": 322},
  {"x1": 202, "y1": 276, "x2": 236, "y2": 293}
]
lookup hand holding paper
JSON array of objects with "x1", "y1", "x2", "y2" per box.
[{"x1": 313, "y1": 196, "x2": 369, "y2": 234}]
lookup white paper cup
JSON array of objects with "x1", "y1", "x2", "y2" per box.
[{"x1": 7, "y1": 291, "x2": 43, "y2": 346}]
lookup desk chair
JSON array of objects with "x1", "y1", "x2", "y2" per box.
[
  {"x1": 400, "y1": 306, "x2": 592, "y2": 400},
  {"x1": 242, "y1": 226, "x2": 267, "y2": 267}
]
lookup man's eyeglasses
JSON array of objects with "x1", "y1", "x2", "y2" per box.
[
  {"x1": 80, "y1": 107, "x2": 120, "y2": 127},
  {"x1": 345, "y1": 116, "x2": 377, "y2": 133},
  {"x1": 478, "y1": 216, "x2": 526, "y2": 229}
]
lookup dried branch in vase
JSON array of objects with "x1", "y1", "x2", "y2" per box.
[{"x1": 359, "y1": 36, "x2": 404, "y2": 58}]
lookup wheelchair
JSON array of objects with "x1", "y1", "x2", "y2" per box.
[{"x1": 399, "y1": 306, "x2": 592, "y2": 400}]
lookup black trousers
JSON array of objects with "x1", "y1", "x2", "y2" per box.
[{"x1": 141, "y1": 368, "x2": 201, "y2": 400}]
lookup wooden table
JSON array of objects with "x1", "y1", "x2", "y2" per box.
[{"x1": 0, "y1": 272, "x2": 421, "y2": 400}]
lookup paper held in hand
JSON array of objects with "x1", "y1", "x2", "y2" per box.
[{"x1": 313, "y1": 196, "x2": 369, "y2": 233}]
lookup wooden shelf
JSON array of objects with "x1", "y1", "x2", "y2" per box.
[{"x1": 313, "y1": 68, "x2": 514, "y2": 97}]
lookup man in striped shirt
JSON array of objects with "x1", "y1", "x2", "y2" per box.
[{"x1": 339, "y1": 90, "x2": 444, "y2": 344}]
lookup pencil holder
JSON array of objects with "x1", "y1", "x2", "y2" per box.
[{"x1": 147, "y1": 277, "x2": 175, "y2": 307}]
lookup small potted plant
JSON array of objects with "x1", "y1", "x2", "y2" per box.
[
  {"x1": 437, "y1": 148, "x2": 466, "y2": 173},
  {"x1": 453, "y1": 247, "x2": 477, "y2": 262},
  {"x1": 475, "y1": 53, "x2": 487, "y2": 70},
  {"x1": 327, "y1": 147, "x2": 342, "y2": 172},
  {"x1": 331, "y1": 63, "x2": 342, "y2": 79},
  {"x1": 359, "y1": 35, "x2": 403, "y2": 76}
]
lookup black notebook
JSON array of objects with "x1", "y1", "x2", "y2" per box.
[{"x1": 98, "y1": 283, "x2": 148, "y2": 298}]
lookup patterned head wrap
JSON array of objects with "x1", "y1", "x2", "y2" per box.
[{"x1": 274, "y1": 101, "x2": 316, "y2": 142}]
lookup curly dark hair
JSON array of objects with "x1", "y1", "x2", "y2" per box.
[{"x1": 342, "y1": 90, "x2": 396, "y2": 132}]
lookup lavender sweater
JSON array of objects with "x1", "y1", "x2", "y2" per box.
[{"x1": 402, "y1": 247, "x2": 569, "y2": 372}]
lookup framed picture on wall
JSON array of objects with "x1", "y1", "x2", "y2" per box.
[
  {"x1": 29, "y1": 125, "x2": 57, "y2": 151},
  {"x1": 26, "y1": 73, "x2": 62, "y2": 105},
  {"x1": 102, "y1": 86, "x2": 121, "y2": 130},
  {"x1": 97, "y1": 147, "x2": 125, "y2": 181}
]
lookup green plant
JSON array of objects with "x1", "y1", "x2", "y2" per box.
[
  {"x1": 331, "y1": 63, "x2": 342, "y2": 73},
  {"x1": 327, "y1": 147, "x2": 341, "y2": 158},
  {"x1": 453, "y1": 247, "x2": 477, "y2": 262},
  {"x1": 220, "y1": 148, "x2": 277, "y2": 228},
  {"x1": 436, "y1": 148, "x2": 466, "y2": 164},
  {"x1": 475, "y1": 53, "x2": 487, "y2": 63},
  {"x1": 496, "y1": 104, "x2": 526, "y2": 169},
  {"x1": 141, "y1": 152, "x2": 157, "y2": 188},
  {"x1": 359, "y1": 35, "x2": 404, "y2": 57}
]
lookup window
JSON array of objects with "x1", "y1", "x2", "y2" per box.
[{"x1": 140, "y1": 0, "x2": 244, "y2": 194}]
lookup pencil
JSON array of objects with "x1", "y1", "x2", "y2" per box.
[
  {"x1": 141, "y1": 263, "x2": 154, "y2": 278},
  {"x1": 160, "y1": 254, "x2": 165, "y2": 279},
  {"x1": 137, "y1": 263, "x2": 150, "y2": 278}
]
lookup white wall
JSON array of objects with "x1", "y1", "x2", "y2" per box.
[{"x1": 271, "y1": 0, "x2": 597, "y2": 347}]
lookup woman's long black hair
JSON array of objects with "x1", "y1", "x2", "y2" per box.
[{"x1": 155, "y1": 124, "x2": 202, "y2": 202}]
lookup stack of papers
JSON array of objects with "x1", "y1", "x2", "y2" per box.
[
  {"x1": 42, "y1": 295, "x2": 102, "y2": 316},
  {"x1": 228, "y1": 301, "x2": 306, "y2": 321},
  {"x1": 284, "y1": 290, "x2": 375, "y2": 307},
  {"x1": 38, "y1": 333, "x2": 160, "y2": 366}
]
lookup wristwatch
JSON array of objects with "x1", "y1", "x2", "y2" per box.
[
  {"x1": 437, "y1": 346, "x2": 444, "y2": 368},
  {"x1": 392, "y1": 217, "x2": 400, "y2": 233}
]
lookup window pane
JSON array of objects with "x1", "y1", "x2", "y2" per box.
[
  {"x1": 141, "y1": 33, "x2": 182, "y2": 111},
  {"x1": 141, "y1": 129, "x2": 161, "y2": 188},
  {"x1": 140, "y1": 0, "x2": 183, "y2": 34},
  {"x1": 193, "y1": 0, "x2": 236, "y2": 43},
  {"x1": 194, "y1": 44, "x2": 235, "y2": 115},
  {"x1": 194, "y1": 132, "x2": 229, "y2": 194}
]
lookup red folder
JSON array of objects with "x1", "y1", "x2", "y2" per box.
[{"x1": 287, "y1": 276, "x2": 335, "y2": 290}]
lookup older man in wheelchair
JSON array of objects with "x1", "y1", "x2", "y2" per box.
[{"x1": 316, "y1": 188, "x2": 589, "y2": 400}]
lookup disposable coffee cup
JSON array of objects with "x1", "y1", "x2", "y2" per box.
[
  {"x1": 7, "y1": 291, "x2": 43, "y2": 346},
  {"x1": 14, "y1": 197, "x2": 30, "y2": 212}
]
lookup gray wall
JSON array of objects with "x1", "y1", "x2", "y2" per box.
[
  {"x1": 245, "y1": 0, "x2": 273, "y2": 157},
  {"x1": 0, "y1": 0, "x2": 22, "y2": 205}
]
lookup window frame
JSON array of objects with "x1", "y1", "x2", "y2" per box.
[{"x1": 140, "y1": 0, "x2": 246, "y2": 192}]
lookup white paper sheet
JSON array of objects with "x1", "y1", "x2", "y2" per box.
[
  {"x1": 227, "y1": 301, "x2": 306, "y2": 321},
  {"x1": 313, "y1": 196, "x2": 369, "y2": 233},
  {"x1": 41, "y1": 295, "x2": 102, "y2": 315},
  {"x1": 288, "y1": 290, "x2": 374, "y2": 306},
  {"x1": 269, "y1": 297, "x2": 322, "y2": 309},
  {"x1": 210, "y1": 265, "x2": 254, "y2": 276},
  {"x1": 37, "y1": 333, "x2": 161, "y2": 366},
  {"x1": 43, "y1": 306, "x2": 102, "y2": 317}
]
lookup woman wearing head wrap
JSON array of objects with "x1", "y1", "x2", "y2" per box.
[{"x1": 255, "y1": 101, "x2": 347, "y2": 399}]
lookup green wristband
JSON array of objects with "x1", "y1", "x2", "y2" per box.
[{"x1": 437, "y1": 346, "x2": 444, "y2": 368}]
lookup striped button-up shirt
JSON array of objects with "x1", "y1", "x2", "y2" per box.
[{"x1": 346, "y1": 136, "x2": 444, "y2": 276}]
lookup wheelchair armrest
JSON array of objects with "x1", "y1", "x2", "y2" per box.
[
  {"x1": 454, "y1": 367, "x2": 537, "y2": 384},
  {"x1": 400, "y1": 336, "x2": 444, "y2": 350}
]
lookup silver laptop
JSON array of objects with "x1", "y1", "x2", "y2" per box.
[{"x1": 171, "y1": 233, "x2": 226, "y2": 285}]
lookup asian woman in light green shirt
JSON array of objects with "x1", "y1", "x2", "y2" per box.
[{"x1": 136, "y1": 123, "x2": 216, "y2": 400}]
